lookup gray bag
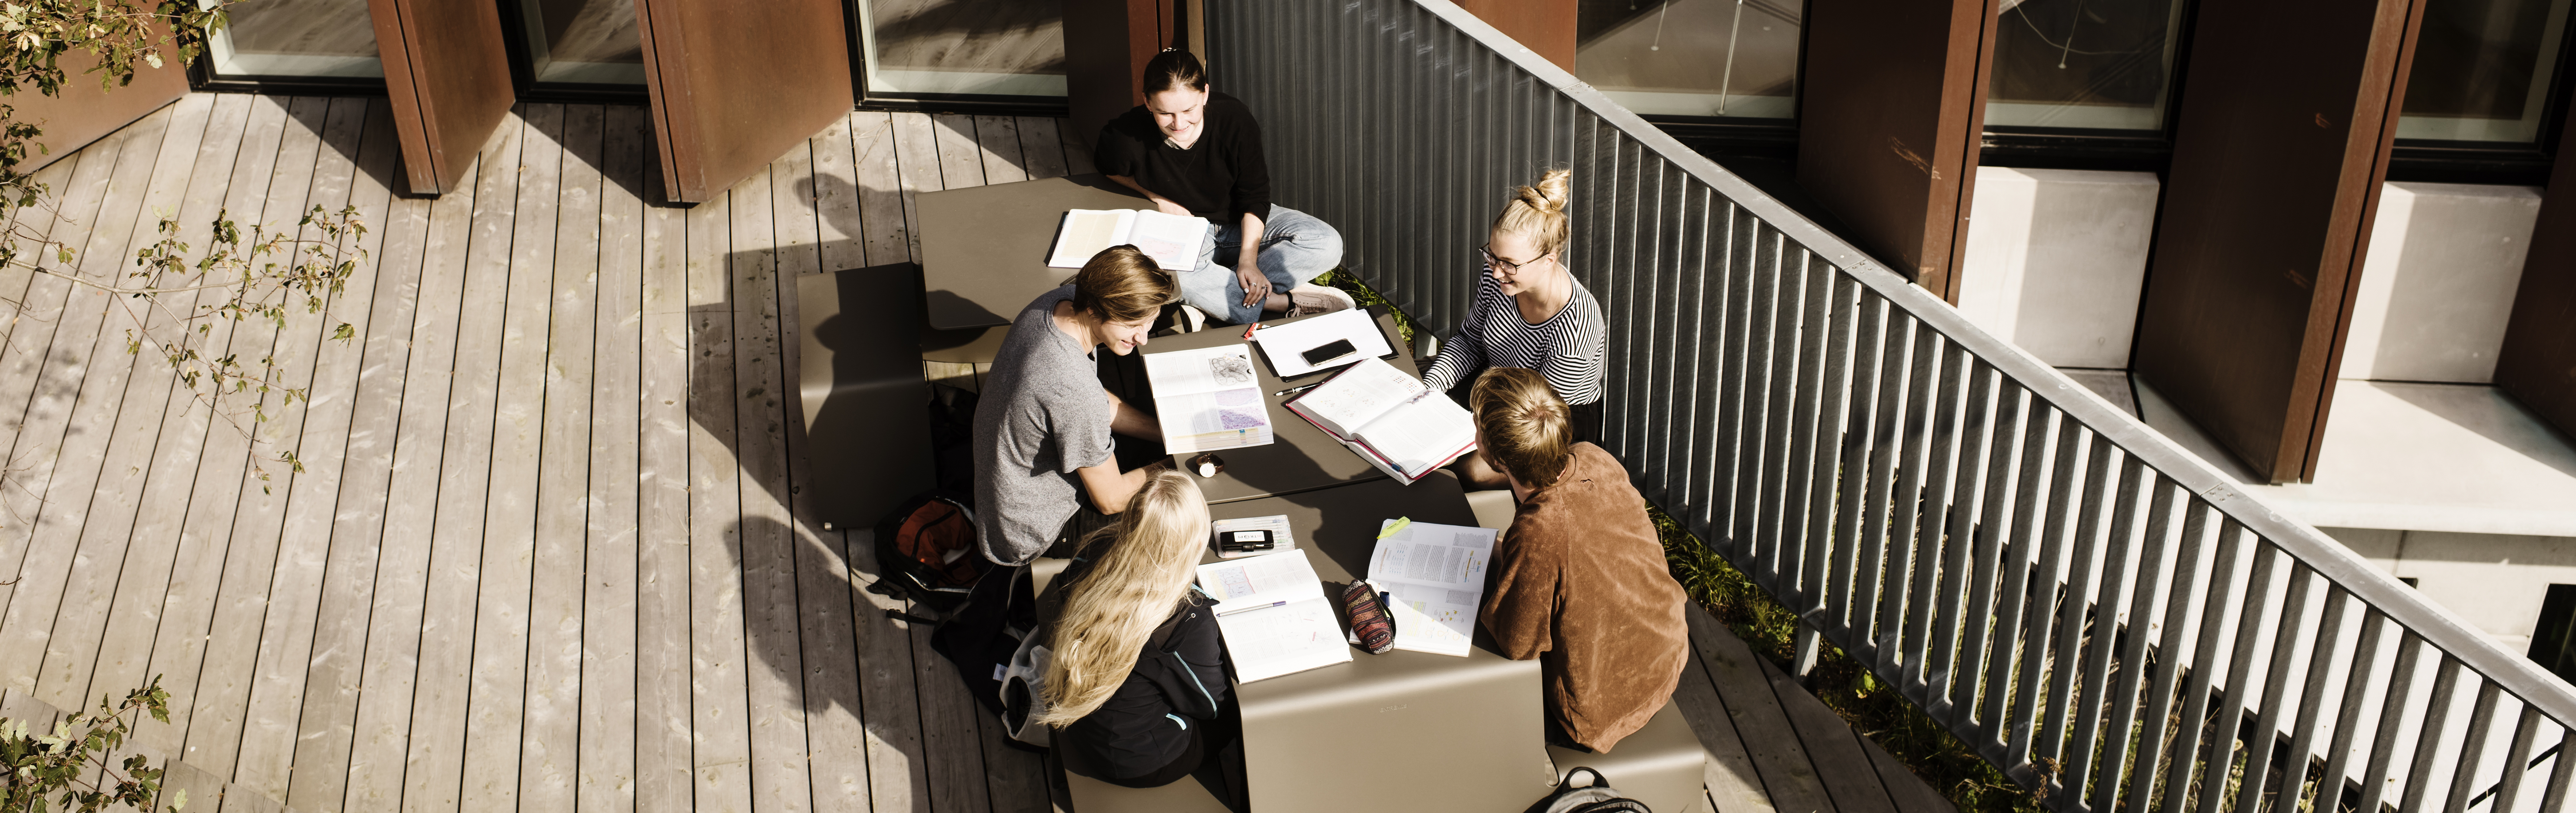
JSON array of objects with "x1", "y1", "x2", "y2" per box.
[
  {"x1": 998, "y1": 620, "x2": 1053, "y2": 748},
  {"x1": 1521, "y1": 767, "x2": 1650, "y2": 813}
]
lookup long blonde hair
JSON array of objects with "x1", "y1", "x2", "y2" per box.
[
  {"x1": 1491, "y1": 168, "x2": 1571, "y2": 258},
  {"x1": 1036, "y1": 470, "x2": 1211, "y2": 726}
]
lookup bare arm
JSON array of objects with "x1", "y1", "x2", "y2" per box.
[
  {"x1": 1075, "y1": 462, "x2": 1154, "y2": 515},
  {"x1": 1234, "y1": 210, "x2": 1267, "y2": 307},
  {"x1": 1104, "y1": 389, "x2": 1161, "y2": 440},
  {"x1": 1105, "y1": 174, "x2": 1193, "y2": 217}
]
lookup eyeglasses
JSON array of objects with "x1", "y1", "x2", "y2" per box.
[{"x1": 1478, "y1": 246, "x2": 1547, "y2": 275}]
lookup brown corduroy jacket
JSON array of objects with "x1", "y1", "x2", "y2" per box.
[{"x1": 1478, "y1": 443, "x2": 1690, "y2": 752}]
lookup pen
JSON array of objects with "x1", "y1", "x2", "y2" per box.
[
  {"x1": 1242, "y1": 321, "x2": 1260, "y2": 341},
  {"x1": 1273, "y1": 382, "x2": 1321, "y2": 398},
  {"x1": 1217, "y1": 599, "x2": 1289, "y2": 616}
]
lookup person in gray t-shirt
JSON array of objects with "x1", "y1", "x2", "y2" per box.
[{"x1": 974, "y1": 247, "x2": 1182, "y2": 566}]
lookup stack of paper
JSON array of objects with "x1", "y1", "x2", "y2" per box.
[
  {"x1": 1047, "y1": 208, "x2": 1209, "y2": 272},
  {"x1": 1249, "y1": 309, "x2": 1394, "y2": 377},
  {"x1": 1195, "y1": 549, "x2": 1353, "y2": 682},
  {"x1": 1284, "y1": 357, "x2": 1477, "y2": 483},
  {"x1": 1366, "y1": 518, "x2": 1498, "y2": 657},
  {"x1": 1143, "y1": 345, "x2": 1276, "y2": 454}
]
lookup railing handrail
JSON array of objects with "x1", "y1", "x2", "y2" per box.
[{"x1": 1397, "y1": 0, "x2": 2576, "y2": 726}]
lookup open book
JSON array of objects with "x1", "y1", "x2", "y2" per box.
[
  {"x1": 1143, "y1": 345, "x2": 1275, "y2": 454},
  {"x1": 1047, "y1": 208, "x2": 1209, "y2": 272},
  {"x1": 1283, "y1": 357, "x2": 1477, "y2": 483},
  {"x1": 1195, "y1": 549, "x2": 1353, "y2": 683},
  {"x1": 1366, "y1": 518, "x2": 1499, "y2": 657}
]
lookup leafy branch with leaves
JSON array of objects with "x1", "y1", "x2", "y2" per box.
[{"x1": 1, "y1": 676, "x2": 186, "y2": 813}]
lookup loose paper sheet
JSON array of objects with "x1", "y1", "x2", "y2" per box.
[
  {"x1": 1366, "y1": 519, "x2": 1499, "y2": 656},
  {"x1": 1251, "y1": 309, "x2": 1395, "y2": 377}
]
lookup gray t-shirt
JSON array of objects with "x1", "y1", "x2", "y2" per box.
[{"x1": 973, "y1": 286, "x2": 1117, "y2": 565}]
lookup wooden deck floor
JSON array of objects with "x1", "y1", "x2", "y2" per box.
[{"x1": 0, "y1": 93, "x2": 1952, "y2": 813}]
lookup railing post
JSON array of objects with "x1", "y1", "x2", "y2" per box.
[{"x1": 1793, "y1": 621, "x2": 1822, "y2": 678}]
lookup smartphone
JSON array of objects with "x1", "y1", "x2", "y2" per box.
[
  {"x1": 1220, "y1": 529, "x2": 1275, "y2": 551},
  {"x1": 1301, "y1": 338, "x2": 1359, "y2": 367}
]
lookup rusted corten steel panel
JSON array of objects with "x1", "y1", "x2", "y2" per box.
[
  {"x1": 1794, "y1": 0, "x2": 2000, "y2": 305},
  {"x1": 2134, "y1": 0, "x2": 2428, "y2": 483},
  {"x1": 638, "y1": 0, "x2": 852, "y2": 204},
  {"x1": 16, "y1": 19, "x2": 190, "y2": 173},
  {"x1": 2497, "y1": 89, "x2": 2576, "y2": 440},
  {"x1": 369, "y1": 0, "x2": 516, "y2": 194}
]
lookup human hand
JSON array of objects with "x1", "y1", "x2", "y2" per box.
[
  {"x1": 1154, "y1": 198, "x2": 1192, "y2": 218},
  {"x1": 1236, "y1": 264, "x2": 1270, "y2": 308}
]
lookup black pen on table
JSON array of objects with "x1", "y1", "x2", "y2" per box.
[{"x1": 1274, "y1": 381, "x2": 1322, "y2": 398}]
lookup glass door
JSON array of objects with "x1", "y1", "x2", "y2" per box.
[
  {"x1": 854, "y1": 0, "x2": 1068, "y2": 99},
  {"x1": 511, "y1": 0, "x2": 649, "y2": 87},
  {"x1": 1575, "y1": 0, "x2": 1804, "y2": 120},
  {"x1": 206, "y1": 0, "x2": 384, "y2": 79}
]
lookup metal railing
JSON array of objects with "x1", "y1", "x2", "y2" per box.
[{"x1": 1208, "y1": 2, "x2": 2576, "y2": 809}]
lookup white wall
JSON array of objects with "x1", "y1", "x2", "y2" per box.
[
  {"x1": 2323, "y1": 526, "x2": 2576, "y2": 654},
  {"x1": 2340, "y1": 182, "x2": 2542, "y2": 383},
  {"x1": 1955, "y1": 167, "x2": 2158, "y2": 369}
]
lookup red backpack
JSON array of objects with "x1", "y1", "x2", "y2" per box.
[{"x1": 869, "y1": 492, "x2": 984, "y2": 616}]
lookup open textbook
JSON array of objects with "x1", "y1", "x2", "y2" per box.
[
  {"x1": 1367, "y1": 518, "x2": 1498, "y2": 657},
  {"x1": 1047, "y1": 208, "x2": 1209, "y2": 271},
  {"x1": 1143, "y1": 345, "x2": 1275, "y2": 454},
  {"x1": 1195, "y1": 549, "x2": 1352, "y2": 683},
  {"x1": 1284, "y1": 357, "x2": 1477, "y2": 483}
]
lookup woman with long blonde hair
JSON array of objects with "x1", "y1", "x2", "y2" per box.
[{"x1": 1040, "y1": 469, "x2": 1234, "y2": 790}]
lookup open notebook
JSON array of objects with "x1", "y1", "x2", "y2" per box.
[
  {"x1": 1195, "y1": 549, "x2": 1352, "y2": 683},
  {"x1": 1047, "y1": 208, "x2": 1209, "y2": 272},
  {"x1": 1366, "y1": 518, "x2": 1498, "y2": 657},
  {"x1": 1283, "y1": 357, "x2": 1477, "y2": 483}
]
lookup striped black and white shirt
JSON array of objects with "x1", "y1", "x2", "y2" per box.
[{"x1": 1420, "y1": 270, "x2": 1606, "y2": 406}]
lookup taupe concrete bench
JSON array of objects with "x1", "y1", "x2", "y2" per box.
[
  {"x1": 1547, "y1": 700, "x2": 1709, "y2": 813},
  {"x1": 793, "y1": 263, "x2": 941, "y2": 530}
]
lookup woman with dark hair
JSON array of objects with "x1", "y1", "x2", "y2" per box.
[{"x1": 1096, "y1": 49, "x2": 1353, "y2": 326}]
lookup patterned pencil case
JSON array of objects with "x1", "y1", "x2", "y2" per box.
[{"x1": 1342, "y1": 580, "x2": 1398, "y2": 654}]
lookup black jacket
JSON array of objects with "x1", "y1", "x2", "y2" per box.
[
  {"x1": 1093, "y1": 92, "x2": 1273, "y2": 226},
  {"x1": 1056, "y1": 585, "x2": 1230, "y2": 779}
]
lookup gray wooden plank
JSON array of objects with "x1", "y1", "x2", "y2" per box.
[
  {"x1": 133, "y1": 93, "x2": 293, "y2": 760},
  {"x1": 632, "y1": 122, "x2": 695, "y2": 813},
  {"x1": 519, "y1": 102, "x2": 603, "y2": 813},
  {"x1": 852, "y1": 111, "x2": 910, "y2": 268},
  {"x1": 914, "y1": 619, "x2": 992, "y2": 813},
  {"x1": 178, "y1": 93, "x2": 336, "y2": 782},
  {"x1": 0, "y1": 152, "x2": 91, "y2": 661},
  {"x1": 771, "y1": 129, "x2": 873, "y2": 813},
  {"x1": 685, "y1": 180, "x2": 754, "y2": 813},
  {"x1": 1685, "y1": 606, "x2": 1837, "y2": 813},
  {"x1": 1060, "y1": 117, "x2": 1097, "y2": 176},
  {"x1": 848, "y1": 527, "x2": 933, "y2": 813},
  {"x1": 457, "y1": 101, "x2": 567, "y2": 813},
  {"x1": 286, "y1": 98, "x2": 420, "y2": 813},
  {"x1": 27, "y1": 92, "x2": 211, "y2": 713},
  {"x1": 977, "y1": 705, "x2": 1049, "y2": 813},
  {"x1": 973, "y1": 114, "x2": 1027, "y2": 184},
  {"x1": 1666, "y1": 615, "x2": 1779, "y2": 813},
  {"x1": 931, "y1": 113, "x2": 986, "y2": 192},
  {"x1": 400, "y1": 105, "x2": 530, "y2": 813},
  {"x1": 810, "y1": 114, "x2": 865, "y2": 274},
  {"x1": 231, "y1": 95, "x2": 380, "y2": 799},
  {"x1": 83, "y1": 91, "x2": 256, "y2": 740},
  {"x1": 576, "y1": 101, "x2": 648, "y2": 813},
  {"x1": 889, "y1": 111, "x2": 943, "y2": 263},
  {"x1": 1858, "y1": 726, "x2": 1958, "y2": 813},
  {"x1": 1014, "y1": 117, "x2": 1068, "y2": 180},
  {"x1": 731, "y1": 137, "x2": 815, "y2": 813},
  {"x1": 1761, "y1": 656, "x2": 1897, "y2": 813},
  {"x1": 0, "y1": 101, "x2": 177, "y2": 702},
  {"x1": 337, "y1": 127, "x2": 486, "y2": 813}
]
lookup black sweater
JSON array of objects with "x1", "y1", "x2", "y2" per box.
[
  {"x1": 1055, "y1": 586, "x2": 1231, "y2": 779},
  {"x1": 1094, "y1": 92, "x2": 1274, "y2": 226}
]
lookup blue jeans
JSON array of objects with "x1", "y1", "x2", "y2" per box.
[{"x1": 1175, "y1": 205, "x2": 1345, "y2": 325}]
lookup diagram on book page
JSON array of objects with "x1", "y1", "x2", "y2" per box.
[
  {"x1": 1367, "y1": 519, "x2": 1498, "y2": 656},
  {"x1": 1144, "y1": 345, "x2": 1275, "y2": 454}
]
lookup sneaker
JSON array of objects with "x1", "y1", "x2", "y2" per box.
[{"x1": 1289, "y1": 284, "x2": 1356, "y2": 316}]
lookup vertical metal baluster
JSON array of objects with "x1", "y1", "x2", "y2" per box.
[
  {"x1": 2279, "y1": 586, "x2": 2353, "y2": 812},
  {"x1": 2540, "y1": 723, "x2": 2576, "y2": 811},
  {"x1": 1873, "y1": 327, "x2": 1943, "y2": 670},
  {"x1": 2316, "y1": 608, "x2": 2388, "y2": 813},
  {"x1": 1776, "y1": 255, "x2": 1840, "y2": 612},
  {"x1": 2155, "y1": 520, "x2": 2250, "y2": 813},
  {"x1": 1899, "y1": 344, "x2": 1973, "y2": 704},
  {"x1": 1978, "y1": 401, "x2": 2058, "y2": 757},
  {"x1": 2440, "y1": 681, "x2": 2502, "y2": 813},
  {"x1": 2123, "y1": 499, "x2": 2215, "y2": 813},
  {"x1": 1748, "y1": 237, "x2": 1803, "y2": 588},
  {"x1": 2005, "y1": 413, "x2": 2083, "y2": 768},
  {"x1": 1687, "y1": 200, "x2": 1735, "y2": 536},
  {"x1": 2190, "y1": 546, "x2": 2287, "y2": 813},
  {"x1": 1794, "y1": 272, "x2": 1861, "y2": 626},
  {"x1": 2232, "y1": 562, "x2": 2316, "y2": 813},
  {"x1": 2037, "y1": 437, "x2": 2121, "y2": 780},
  {"x1": 2063, "y1": 465, "x2": 2159, "y2": 808},
  {"x1": 1708, "y1": 207, "x2": 1758, "y2": 556},
  {"x1": 2398, "y1": 657, "x2": 2465, "y2": 812},
  {"x1": 1949, "y1": 378, "x2": 2025, "y2": 731},
  {"x1": 1826, "y1": 294, "x2": 1890, "y2": 640},
  {"x1": 2356, "y1": 632, "x2": 2426, "y2": 813},
  {"x1": 2488, "y1": 704, "x2": 2545, "y2": 813},
  {"x1": 1921, "y1": 360, "x2": 1998, "y2": 722},
  {"x1": 1849, "y1": 315, "x2": 1916, "y2": 663}
]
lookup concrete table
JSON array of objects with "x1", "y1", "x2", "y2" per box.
[
  {"x1": 1143, "y1": 310, "x2": 1419, "y2": 504},
  {"x1": 915, "y1": 173, "x2": 1150, "y2": 330},
  {"x1": 1203, "y1": 472, "x2": 1554, "y2": 812}
]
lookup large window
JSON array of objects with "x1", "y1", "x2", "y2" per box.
[
  {"x1": 1575, "y1": 0, "x2": 1803, "y2": 120},
  {"x1": 856, "y1": 0, "x2": 1066, "y2": 99},
  {"x1": 2398, "y1": 0, "x2": 2573, "y2": 144},
  {"x1": 1984, "y1": 0, "x2": 2189, "y2": 132},
  {"x1": 513, "y1": 0, "x2": 647, "y2": 86},
  {"x1": 2530, "y1": 584, "x2": 2576, "y2": 683},
  {"x1": 207, "y1": 0, "x2": 382, "y2": 79}
]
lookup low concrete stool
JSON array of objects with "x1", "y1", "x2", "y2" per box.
[
  {"x1": 1544, "y1": 701, "x2": 1708, "y2": 813},
  {"x1": 1062, "y1": 770, "x2": 1232, "y2": 813},
  {"x1": 794, "y1": 263, "x2": 937, "y2": 531},
  {"x1": 1465, "y1": 489, "x2": 1517, "y2": 531}
]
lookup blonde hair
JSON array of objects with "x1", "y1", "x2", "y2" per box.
[
  {"x1": 1490, "y1": 168, "x2": 1571, "y2": 258},
  {"x1": 1470, "y1": 367, "x2": 1573, "y2": 489},
  {"x1": 1069, "y1": 245, "x2": 1180, "y2": 324},
  {"x1": 1036, "y1": 470, "x2": 1211, "y2": 726}
]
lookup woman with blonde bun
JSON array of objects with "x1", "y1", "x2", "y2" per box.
[
  {"x1": 1041, "y1": 470, "x2": 1236, "y2": 792},
  {"x1": 1420, "y1": 169, "x2": 1607, "y2": 486}
]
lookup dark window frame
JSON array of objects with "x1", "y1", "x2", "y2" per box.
[{"x1": 492, "y1": 0, "x2": 651, "y2": 105}]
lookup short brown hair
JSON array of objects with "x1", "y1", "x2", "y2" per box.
[
  {"x1": 1469, "y1": 367, "x2": 1573, "y2": 489},
  {"x1": 1069, "y1": 245, "x2": 1178, "y2": 324}
]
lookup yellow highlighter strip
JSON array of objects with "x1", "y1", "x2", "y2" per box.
[{"x1": 1377, "y1": 517, "x2": 1412, "y2": 539}]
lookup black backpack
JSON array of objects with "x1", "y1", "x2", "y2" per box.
[
  {"x1": 927, "y1": 564, "x2": 1041, "y2": 727},
  {"x1": 1522, "y1": 767, "x2": 1651, "y2": 813}
]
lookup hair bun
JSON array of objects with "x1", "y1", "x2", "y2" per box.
[{"x1": 1529, "y1": 168, "x2": 1571, "y2": 214}]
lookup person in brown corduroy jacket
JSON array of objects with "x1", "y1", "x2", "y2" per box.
[{"x1": 1467, "y1": 368, "x2": 1690, "y2": 753}]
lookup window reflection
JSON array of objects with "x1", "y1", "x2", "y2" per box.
[
  {"x1": 2399, "y1": 0, "x2": 2573, "y2": 144},
  {"x1": 860, "y1": 0, "x2": 1066, "y2": 97},
  {"x1": 208, "y1": 0, "x2": 382, "y2": 79},
  {"x1": 1985, "y1": 0, "x2": 2187, "y2": 131},
  {"x1": 1576, "y1": 0, "x2": 1802, "y2": 119},
  {"x1": 517, "y1": 0, "x2": 647, "y2": 85}
]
